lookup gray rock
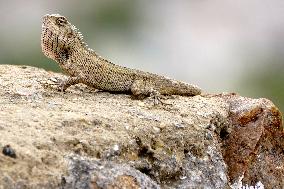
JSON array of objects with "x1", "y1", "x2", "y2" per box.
[{"x1": 62, "y1": 155, "x2": 160, "y2": 189}]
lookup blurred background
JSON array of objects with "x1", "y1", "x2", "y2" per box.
[{"x1": 0, "y1": 0, "x2": 283, "y2": 112}]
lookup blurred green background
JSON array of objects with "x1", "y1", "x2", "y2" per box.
[{"x1": 0, "y1": 0, "x2": 283, "y2": 112}]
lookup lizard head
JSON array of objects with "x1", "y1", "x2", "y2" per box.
[{"x1": 41, "y1": 14, "x2": 84, "y2": 61}]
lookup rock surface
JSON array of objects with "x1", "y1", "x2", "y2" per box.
[{"x1": 0, "y1": 65, "x2": 282, "y2": 189}]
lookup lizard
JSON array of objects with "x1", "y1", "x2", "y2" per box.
[{"x1": 41, "y1": 14, "x2": 202, "y2": 102}]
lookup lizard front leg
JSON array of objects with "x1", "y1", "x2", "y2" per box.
[{"x1": 58, "y1": 76, "x2": 82, "y2": 92}]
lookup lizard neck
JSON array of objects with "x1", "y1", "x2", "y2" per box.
[{"x1": 56, "y1": 39, "x2": 92, "y2": 64}]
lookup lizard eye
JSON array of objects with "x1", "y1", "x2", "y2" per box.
[{"x1": 56, "y1": 17, "x2": 67, "y2": 26}]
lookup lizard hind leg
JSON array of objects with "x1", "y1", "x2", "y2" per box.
[
  {"x1": 130, "y1": 80, "x2": 166, "y2": 105},
  {"x1": 130, "y1": 79, "x2": 150, "y2": 99}
]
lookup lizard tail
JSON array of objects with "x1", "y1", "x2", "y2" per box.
[{"x1": 159, "y1": 79, "x2": 202, "y2": 96}]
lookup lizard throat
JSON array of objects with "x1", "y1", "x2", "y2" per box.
[
  {"x1": 41, "y1": 26, "x2": 70, "y2": 63},
  {"x1": 41, "y1": 27, "x2": 58, "y2": 61}
]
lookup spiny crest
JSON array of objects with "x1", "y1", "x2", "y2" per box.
[{"x1": 69, "y1": 22, "x2": 94, "y2": 52}]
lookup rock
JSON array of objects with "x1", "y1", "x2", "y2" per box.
[
  {"x1": 0, "y1": 65, "x2": 282, "y2": 188},
  {"x1": 220, "y1": 94, "x2": 284, "y2": 188},
  {"x1": 62, "y1": 155, "x2": 160, "y2": 189}
]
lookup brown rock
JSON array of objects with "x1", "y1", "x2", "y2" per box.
[{"x1": 220, "y1": 95, "x2": 284, "y2": 188}]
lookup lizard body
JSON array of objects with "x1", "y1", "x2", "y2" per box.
[{"x1": 41, "y1": 14, "x2": 202, "y2": 98}]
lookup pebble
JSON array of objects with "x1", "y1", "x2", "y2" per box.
[{"x1": 2, "y1": 145, "x2": 17, "y2": 158}]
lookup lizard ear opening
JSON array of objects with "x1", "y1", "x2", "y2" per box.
[
  {"x1": 56, "y1": 17, "x2": 67, "y2": 26},
  {"x1": 67, "y1": 33, "x2": 73, "y2": 38}
]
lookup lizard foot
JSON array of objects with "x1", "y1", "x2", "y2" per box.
[
  {"x1": 57, "y1": 80, "x2": 68, "y2": 92},
  {"x1": 146, "y1": 91, "x2": 171, "y2": 106},
  {"x1": 44, "y1": 77, "x2": 66, "y2": 92},
  {"x1": 49, "y1": 78, "x2": 66, "y2": 92},
  {"x1": 130, "y1": 83, "x2": 171, "y2": 106}
]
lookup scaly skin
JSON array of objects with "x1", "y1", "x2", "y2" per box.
[{"x1": 41, "y1": 14, "x2": 202, "y2": 98}]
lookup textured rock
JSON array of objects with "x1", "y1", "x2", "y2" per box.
[
  {"x1": 0, "y1": 65, "x2": 282, "y2": 188},
  {"x1": 220, "y1": 94, "x2": 284, "y2": 188},
  {"x1": 63, "y1": 155, "x2": 160, "y2": 189}
]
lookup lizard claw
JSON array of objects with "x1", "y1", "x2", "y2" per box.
[
  {"x1": 57, "y1": 80, "x2": 66, "y2": 92},
  {"x1": 147, "y1": 90, "x2": 171, "y2": 106},
  {"x1": 52, "y1": 78, "x2": 66, "y2": 92},
  {"x1": 150, "y1": 94, "x2": 161, "y2": 106},
  {"x1": 46, "y1": 77, "x2": 66, "y2": 92}
]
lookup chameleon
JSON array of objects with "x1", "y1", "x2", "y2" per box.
[{"x1": 41, "y1": 14, "x2": 202, "y2": 102}]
